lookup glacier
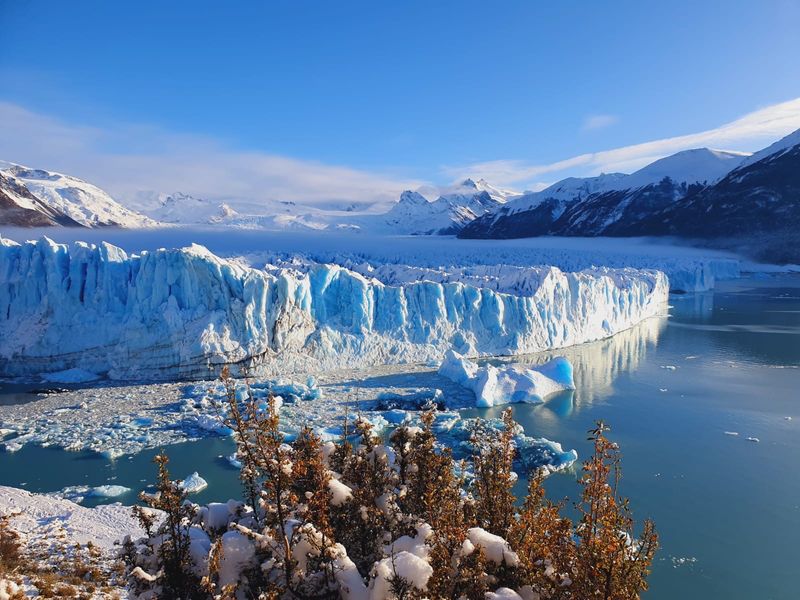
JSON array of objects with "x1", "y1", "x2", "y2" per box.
[{"x1": 0, "y1": 236, "x2": 668, "y2": 381}]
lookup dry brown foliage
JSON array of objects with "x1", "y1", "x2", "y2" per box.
[{"x1": 116, "y1": 374, "x2": 659, "y2": 600}]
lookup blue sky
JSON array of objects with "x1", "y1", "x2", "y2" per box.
[{"x1": 1, "y1": 0, "x2": 800, "y2": 204}]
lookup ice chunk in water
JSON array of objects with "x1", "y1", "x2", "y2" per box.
[{"x1": 438, "y1": 350, "x2": 574, "y2": 407}]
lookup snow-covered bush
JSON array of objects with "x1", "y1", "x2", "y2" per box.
[{"x1": 124, "y1": 371, "x2": 658, "y2": 599}]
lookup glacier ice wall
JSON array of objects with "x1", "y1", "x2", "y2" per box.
[{"x1": 0, "y1": 237, "x2": 668, "y2": 380}]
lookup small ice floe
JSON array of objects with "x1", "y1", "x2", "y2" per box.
[
  {"x1": 684, "y1": 355, "x2": 699, "y2": 360},
  {"x1": 444, "y1": 415, "x2": 577, "y2": 475},
  {"x1": 89, "y1": 484, "x2": 132, "y2": 498},
  {"x1": 374, "y1": 389, "x2": 444, "y2": 411},
  {"x1": 179, "y1": 472, "x2": 209, "y2": 493},
  {"x1": 50, "y1": 485, "x2": 91, "y2": 503},
  {"x1": 659, "y1": 388, "x2": 668, "y2": 392},
  {"x1": 670, "y1": 556, "x2": 698, "y2": 568},
  {"x1": 660, "y1": 365, "x2": 678, "y2": 371},
  {"x1": 746, "y1": 437, "x2": 760, "y2": 443},
  {"x1": 438, "y1": 350, "x2": 574, "y2": 407},
  {"x1": 785, "y1": 416, "x2": 793, "y2": 421},
  {"x1": 226, "y1": 454, "x2": 242, "y2": 469},
  {"x1": 723, "y1": 431, "x2": 739, "y2": 436},
  {"x1": 49, "y1": 484, "x2": 129, "y2": 503},
  {"x1": 102, "y1": 448, "x2": 126, "y2": 461}
]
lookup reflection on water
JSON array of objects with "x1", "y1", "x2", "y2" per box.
[
  {"x1": 488, "y1": 313, "x2": 667, "y2": 417},
  {"x1": 670, "y1": 290, "x2": 715, "y2": 321},
  {"x1": 512, "y1": 275, "x2": 800, "y2": 600}
]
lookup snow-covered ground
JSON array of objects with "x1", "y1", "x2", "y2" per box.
[
  {"x1": 0, "y1": 235, "x2": 668, "y2": 381},
  {"x1": 0, "y1": 485, "x2": 144, "y2": 550}
]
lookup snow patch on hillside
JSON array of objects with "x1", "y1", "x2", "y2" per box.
[
  {"x1": 0, "y1": 485, "x2": 145, "y2": 549},
  {"x1": 737, "y1": 128, "x2": 800, "y2": 169},
  {"x1": 0, "y1": 162, "x2": 158, "y2": 228}
]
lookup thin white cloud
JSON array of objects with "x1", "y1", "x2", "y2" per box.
[
  {"x1": 445, "y1": 97, "x2": 800, "y2": 190},
  {"x1": 0, "y1": 102, "x2": 421, "y2": 208},
  {"x1": 3, "y1": 97, "x2": 800, "y2": 205},
  {"x1": 581, "y1": 114, "x2": 618, "y2": 132}
]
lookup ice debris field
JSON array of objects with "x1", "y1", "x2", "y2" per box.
[
  {"x1": 0, "y1": 365, "x2": 578, "y2": 507},
  {"x1": 1, "y1": 236, "x2": 669, "y2": 381}
]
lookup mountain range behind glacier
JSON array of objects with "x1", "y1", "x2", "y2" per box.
[{"x1": 2, "y1": 129, "x2": 799, "y2": 260}]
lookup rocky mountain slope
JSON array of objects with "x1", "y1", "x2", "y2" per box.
[
  {"x1": 0, "y1": 162, "x2": 157, "y2": 228},
  {"x1": 629, "y1": 130, "x2": 800, "y2": 239},
  {"x1": 0, "y1": 171, "x2": 83, "y2": 227},
  {"x1": 459, "y1": 148, "x2": 748, "y2": 239}
]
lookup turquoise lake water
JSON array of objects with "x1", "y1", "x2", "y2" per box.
[{"x1": 1, "y1": 274, "x2": 798, "y2": 599}]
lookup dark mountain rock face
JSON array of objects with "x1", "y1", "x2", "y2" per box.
[
  {"x1": 459, "y1": 133, "x2": 800, "y2": 264},
  {"x1": 460, "y1": 197, "x2": 562, "y2": 239},
  {"x1": 553, "y1": 179, "x2": 699, "y2": 236},
  {"x1": 627, "y1": 144, "x2": 800, "y2": 238},
  {"x1": 459, "y1": 178, "x2": 698, "y2": 239}
]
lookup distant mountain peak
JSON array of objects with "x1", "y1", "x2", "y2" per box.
[
  {"x1": 623, "y1": 146, "x2": 747, "y2": 190},
  {"x1": 398, "y1": 190, "x2": 429, "y2": 206},
  {"x1": 737, "y1": 127, "x2": 800, "y2": 170}
]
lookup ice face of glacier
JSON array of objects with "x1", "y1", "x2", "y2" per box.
[{"x1": 0, "y1": 237, "x2": 668, "y2": 381}]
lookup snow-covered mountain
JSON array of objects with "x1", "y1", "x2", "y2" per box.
[
  {"x1": 623, "y1": 129, "x2": 800, "y2": 253},
  {"x1": 0, "y1": 162, "x2": 157, "y2": 228},
  {"x1": 127, "y1": 190, "x2": 371, "y2": 231},
  {"x1": 128, "y1": 191, "x2": 237, "y2": 225},
  {"x1": 378, "y1": 178, "x2": 517, "y2": 234},
  {"x1": 459, "y1": 130, "x2": 800, "y2": 262},
  {"x1": 460, "y1": 148, "x2": 747, "y2": 239},
  {"x1": 0, "y1": 171, "x2": 83, "y2": 227},
  {"x1": 4, "y1": 129, "x2": 795, "y2": 248},
  {"x1": 735, "y1": 128, "x2": 800, "y2": 170}
]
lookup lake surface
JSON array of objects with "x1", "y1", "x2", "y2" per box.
[{"x1": 1, "y1": 274, "x2": 798, "y2": 599}]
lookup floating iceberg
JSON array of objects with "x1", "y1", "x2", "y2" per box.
[
  {"x1": 179, "y1": 472, "x2": 208, "y2": 494},
  {"x1": 90, "y1": 484, "x2": 131, "y2": 498},
  {"x1": 439, "y1": 350, "x2": 574, "y2": 407},
  {"x1": 49, "y1": 484, "x2": 132, "y2": 504},
  {"x1": 0, "y1": 237, "x2": 668, "y2": 381}
]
